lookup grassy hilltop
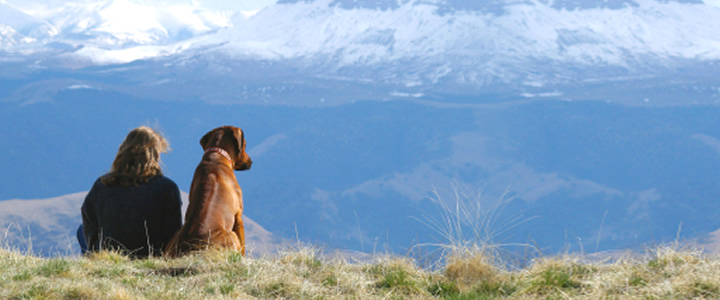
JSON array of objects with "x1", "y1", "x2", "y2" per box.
[
  {"x1": 2, "y1": 244, "x2": 720, "y2": 299},
  {"x1": 2, "y1": 186, "x2": 719, "y2": 299}
]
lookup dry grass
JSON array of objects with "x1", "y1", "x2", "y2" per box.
[{"x1": 3, "y1": 243, "x2": 720, "y2": 299}]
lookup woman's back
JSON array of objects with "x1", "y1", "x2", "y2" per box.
[{"x1": 82, "y1": 176, "x2": 182, "y2": 257}]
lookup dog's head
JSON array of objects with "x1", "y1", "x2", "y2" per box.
[{"x1": 200, "y1": 126, "x2": 253, "y2": 171}]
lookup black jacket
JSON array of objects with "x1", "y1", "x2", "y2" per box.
[{"x1": 81, "y1": 175, "x2": 182, "y2": 257}]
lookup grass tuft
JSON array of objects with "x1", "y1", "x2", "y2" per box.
[{"x1": 445, "y1": 249, "x2": 498, "y2": 291}]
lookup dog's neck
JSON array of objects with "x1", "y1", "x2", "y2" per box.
[{"x1": 205, "y1": 147, "x2": 233, "y2": 163}]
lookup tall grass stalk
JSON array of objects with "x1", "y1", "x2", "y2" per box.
[{"x1": 413, "y1": 181, "x2": 537, "y2": 269}]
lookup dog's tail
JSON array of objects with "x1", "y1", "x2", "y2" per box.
[{"x1": 163, "y1": 231, "x2": 181, "y2": 258}]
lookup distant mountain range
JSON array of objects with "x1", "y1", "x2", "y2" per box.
[{"x1": 1, "y1": 0, "x2": 719, "y2": 105}]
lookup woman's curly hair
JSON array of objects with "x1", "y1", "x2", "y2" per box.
[{"x1": 101, "y1": 126, "x2": 170, "y2": 187}]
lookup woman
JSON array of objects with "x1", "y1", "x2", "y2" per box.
[{"x1": 79, "y1": 126, "x2": 182, "y2": 258}]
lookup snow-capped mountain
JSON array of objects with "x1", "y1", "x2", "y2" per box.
[
  {"x1": 208, "y1": 0, "x2": 720, "y2": 93},
  {"x1": 1, "y1": 0, "x2": 719, "y2": 102},
  {"x1": 0, "y1": 2, "x2": 55, "y2": 46}
]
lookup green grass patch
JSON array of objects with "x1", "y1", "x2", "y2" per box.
[
  {"x1": 428, "y1": 280, "x2": 460, "y2": 297},
  {"x1": 38, "y1": 258, "x2": 70, "y2": 277}
]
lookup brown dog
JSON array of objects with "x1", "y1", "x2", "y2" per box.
[{"x1": 164, "y1": 126, "x2": 252, "y2": 258}]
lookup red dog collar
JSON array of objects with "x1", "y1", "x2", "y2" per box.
[{"x1": 206, "y1": 147, "x2": 232, "y2": 162}]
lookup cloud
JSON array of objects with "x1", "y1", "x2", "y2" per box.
[
  {"x1": 691, "y1": 133, "x2": 720, "y2": 154},
  {"x1": 626, "y1": 188, "x2": 661, "y2": 222},
  {"x1": 247, "y1": 133, "x2": 287, "y2": 158},
  {"x1": 311, "y1": 188, "x2": 339, "y2": 220}
]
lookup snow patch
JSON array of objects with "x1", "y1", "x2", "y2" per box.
[
  {"x1": 66, "y1": 84, "x2": 98, "y2": 90},
  {"x1": 705, "y1": 0, "x2": 720, "y2": 8},
  {"x1": 390, "y1": 91, "x2": 424, "y2": 98},
  {"x1": 521, "y1": 91, "x2": 564, "y2": 98}
]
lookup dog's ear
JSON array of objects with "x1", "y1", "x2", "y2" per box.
[
  {"x1": 232, "y1": 127, "x2": 252, "y2": 171},
  {"x1": 232, "y1": 127, "x2": 243, "y2": 154},
  {"x1": 200, "y1": 128, "x2": 219, "y2": 150}
]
